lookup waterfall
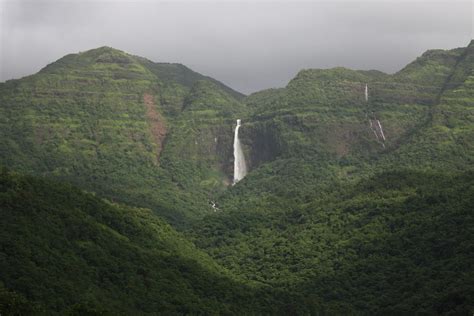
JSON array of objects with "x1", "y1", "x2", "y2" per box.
[
  {"x1": 369, "y1": 119, "x2": 380, "y2": 142},
  {"x1": 210, "y1": 201, "x2": 219, "y2": 212},
  {"x1": 377, "y1": 120, "x2": 386, "y2": 141},
  {"x1": 366, "y1": 85, "x2": 385, "y2": 148},
  {"x1": 233, "y1": 119, "x2": 247, "y2": 184}
]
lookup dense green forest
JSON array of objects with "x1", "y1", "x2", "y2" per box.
[
  {"x1": 0, "y1": 41, "x2": 473, "y2": 314},
  {"x1": 0, "y1": 170, "x2": 284, "y2": 315}
]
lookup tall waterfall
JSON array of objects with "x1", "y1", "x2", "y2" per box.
[
  {"x1": 365, "y1": 84, "x2": 368, "y2": 102},
  {"x1": 233, "y1": 119, "x2": 247, "y2": 184}
]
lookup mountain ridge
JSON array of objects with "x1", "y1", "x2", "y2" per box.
[{"x1": 0, "y1": 41, "x2": 473, "y2": 314}]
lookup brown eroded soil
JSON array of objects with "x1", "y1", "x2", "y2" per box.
[{"x1": 143, "y1": 93, "x2": 167, "y2": 163}]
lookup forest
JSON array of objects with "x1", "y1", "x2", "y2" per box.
[{"x1": 0, "y1": 41, "x2": 473, "y2": 314}]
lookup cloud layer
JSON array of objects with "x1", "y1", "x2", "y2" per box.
[{"x1": 1, "y1": 0, "x2": 472, "y2": 94}]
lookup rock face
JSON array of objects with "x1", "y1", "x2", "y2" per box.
[{"x1": 239, "y1": 120, "x2": 282, "y2": 170}]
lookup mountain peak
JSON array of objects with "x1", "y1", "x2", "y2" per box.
[
  {"x1": 80, "y1": 46, "x2": 133, "y2": 64},
  {"x1": 84, "y1": 46, "x2": 124, "y2": 53},
  {"x1": 290, "y1": 67, "x2": 371, "y2": 86},
  {"x1": 38, "y1": 46, "x2": 137, "y2": 75}
]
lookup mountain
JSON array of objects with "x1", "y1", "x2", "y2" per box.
[
  {"x1": 186, "y1": 41, "x2": 474, "y2": 314},
  {"x1": 0, "y1": 46, "x2": 246, "y2": 228},
  {"x1": 0, "y1": 41, "x2": 473, "y2": 314}
]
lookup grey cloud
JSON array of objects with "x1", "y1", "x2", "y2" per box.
[{"x1": 0, "y1": 0, "x2": 472, "y2": 94}]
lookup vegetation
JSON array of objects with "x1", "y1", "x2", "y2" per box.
[
  {"x1": 0, "y1": 169, "x2": 281, "y2": 315},
  {"x1": 0, "y1": 40, "x2": 473, "y2": 314},
  {"x1": 191, "y1": 170, "x2": 474, "y2": 314},
  {"x1": 0, "y1": 46, "x2": 245, "y2": 227}
]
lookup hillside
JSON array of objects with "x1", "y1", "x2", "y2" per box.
[
  {"x1": 0, "y1": 170, "x2": 282, "y2": 314},
  {"x1": 1, "y1": 171, "x2": 472, "y2": 314},
  {"x1": 0, "y1": 41, "x2": 473, "y2": 314},
  {"x1": 188, "y1": 41, "x2": 474, "y2": 313},
  {"x1": 2, "y1": 43, "x2": 470, "y2": 228},
  {"x1": 191, "y1": 170, "x2": 474, "y2": 314},
  {"x1": 0, "y1": 47, "x2": 246, "y2": 227},
  {"x1": 232, "y1": 41, "x2": 473, "y2": 194}
]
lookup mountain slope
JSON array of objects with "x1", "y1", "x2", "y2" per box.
[
  {"x1": 0, "y1": 47, "x2": 246, "y2": 227},
  {"x1": 378, "y1": 40, "x2": 474, "y2": 171},
  {"x1": 191, "y1": 170, "x2": 474, "y2": 314},
  {"x1": 235, "y1": 41, "x2": 473, "y2": 185},
  {"x1": 136, "y1": 56, "x2": 245, "y2": 101},
  {"x1": 0, "y1": 41, "x2": 473, "y2": 314},
  {"x1": 0, "y1": 170, "x2": 282, "y2": 315},
  {"x1": 185, "y1": 41, "x2": 474, "y2": 314}
]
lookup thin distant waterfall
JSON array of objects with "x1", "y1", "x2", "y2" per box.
[
  {"x1": 233, "y1": 119, "x2": 247, "y2": 184},
  {"x1": 366, "y1": 84, "x2": 386, "y2": 148},
  {"x1": 377, "y1": 120, "x2": 386, "y2": 141}
]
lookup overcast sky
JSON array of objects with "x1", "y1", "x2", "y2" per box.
[{"x1": 0, "y1": 0, "x2": 472, "y2": 94}]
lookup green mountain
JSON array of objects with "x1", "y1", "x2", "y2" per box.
[
  {"x1": 192, "y1": 40, "x2": 474, "y2": 314},
  {"x1": 0, "y1": 47, "x2": 245, "y2": 227},
  {"x1": 0, "y1": 41, "x2": 473, "y2": 314}
]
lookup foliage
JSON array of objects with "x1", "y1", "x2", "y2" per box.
[
  {"x1": 0, "y1": 41, "x2": 473, "y2": 314},
  {"x1": 0, "y1": 170, "x2": 284, "y2": 315},
  {"x1": 0, "y1": 47, "x2": 246, "y2": 228},
  {"x1": 191, "y1": 170, "x2": 474, "y2": 314}
]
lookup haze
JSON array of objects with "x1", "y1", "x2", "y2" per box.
[{"x1": 0, "y1": 0, "x2": 472, "y2": 94}]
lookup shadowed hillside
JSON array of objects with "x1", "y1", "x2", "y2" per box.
[{"x1": 0, "y1": 170, "x2": 286, "y2": 315}]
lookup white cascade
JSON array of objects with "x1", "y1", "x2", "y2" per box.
[
  {"x1": 233, "y1": 119, "x2": 247, "y2": 184},
  {"x1": 369, "y1": 119, "x2": 380, "y2": 141},
  {"x1": 210, "y1": 201, "x2": 219, "y2": 212},
  {"x1": 366, "y1": 85, "x2": 385, "y2": 148},
  {"x1": 377, "y1": 120, "x2": 386, "y2": 141}
]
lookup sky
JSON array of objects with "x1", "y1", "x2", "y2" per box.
[{"x1": 0, "y1": 0, "x2": 472, "y2": 94}]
